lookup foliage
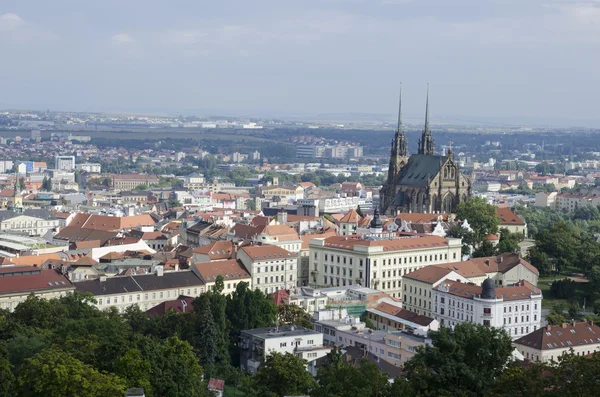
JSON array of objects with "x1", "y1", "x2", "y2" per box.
[
  {"x1": 455, "y1": 197, "x2": 500, "y2": 252},
  {"x1": 254, "y1": 352, "x2": 317, "y2": 397},
  {"x1": 360, "y1": 313, "x2": 376, "y2": 330},
  {"x1": 277, "y1": 304, "x2": 313, "y2": 329},
  {"x1": 549, "y1": 278, "x2": 577, "y2": 300},
  {"x1": 403, "y1": 322, "x2": 513, "y2": 397},
  {"x1": 18, "y1": 177, "x2": 25, "y2": 192},
  {"x1": 496, "y1": 228, "x2": 522, "y2": 254},
  {"x1": 40, "y1": 176, "x2": 52, "y2": 191},
  {"x1": 545, "y1": 303, "x2": 567, "y2": 325}
]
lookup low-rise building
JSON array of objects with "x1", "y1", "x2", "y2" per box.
[
  {"x1": 239, "y1": 325, "x2": 331, "y2": 376},
  {"x1": 192, "y1": 259, "x2": 251, "y2": 295},
  {"x1": 513, "y1": 321, "x2": 600, "y2": 362},
  {"x1": 433, "y1": 278, "x2": 542, "y2": 340},
  {"x1": 112, "y1": 174, "x2": 159, "y2": 191},
  {"x1": 75, "y1": 267, "x2": 206, "y2": 312},
  {"x1": 366, "y1": 302, "x2": 439, "y2": 335},
  {"x1": 0, "y1": 266, "x2": 75, "y2": 312},
  {"x1": 496, "y1": 207, "x2": 527, "y2": 237}
]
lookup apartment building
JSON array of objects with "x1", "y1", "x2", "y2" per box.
[
  {"x1": 55, "y1": 155, "x2": 75, "y2": 171},
  {"x1": 237, "y1": 245, "x2": 298, "y2": 294},
  {"x1": 433, "y1": 279, "x2": 542, "y2": 340},
  {"x1": 76, "y1": 163, "x2": 102, "y2": 173},
  {"x1": 239, "y1": 325, "x2": 330, "y2": 376},
  {"x1": 366, "y1": 302, "x2": 439, "y2": 335},
  {"x1": 112, "y1": 174, "x2": 159, "y2": 190},
  {"x1": 0, "y1": 266, "x2": 75, "y2": 312},
  {"x1": 514, "y1": 321, "x2": 600, "y2": 362},
  {"x1": 555, "y1": 193, "x2": 600, "y2": 213},
  {"x1": 309, "y1": 234, "x2": 462, "y2": 299},
  {"x1": 402, "y1": 253, "x2": 539, "y2": 317},
  {"x1": 75, "y1": 267, "x2": 206, "y2": 312}
]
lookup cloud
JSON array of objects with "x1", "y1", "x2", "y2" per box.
[
  {"x1": 111, "y1": 33, "x2": 135, "y2": 43},
  {"x1": 0, "y1": 13, "x2": 25, "y2": 31}
]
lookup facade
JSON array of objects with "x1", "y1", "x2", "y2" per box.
[
  {"x1": 366, "y1": 302, "x2": 439, "y2": 335},
  {"x1": 285, "y1": 287, "x2": 328, "y2": 313},
  {"x1": 496, "y1": 207, "x2": 528, "y2": 237},
  {"x1": 112, "y1": 174, "x2": 159, "y2": 190},
  {"x1": 555, "y1": 193, "x2": 600, "y2": 213},
  {"x1": 0, "y1": 266, "x2": 75, "y2": 312},
  {"x1": 380, "y1": 86, "x2": 471, "y2": 215},
  {"x1": 309, "y1": 234, "x2": 462, "y2": 299},
  {"x1": 76, "y1": 163, "x2": 102, "y2": 173},
  {"x1": 433, "y1": 279, "x2": 542, "y2": 340},
  {"x1": 239, "y1": 325, "x2": 330, "y2": 376},
  {"x1": 534, "y1": 191, "x2": 558, "y2": 209},
  {"x1": 55, "y1": 155, "x2": 76, "y2": 171},
  {"x1": 75, "y1": 268, "x2": 206, "y2": 312},
  {"x1": 237, "y1": 245, "x2": 298, "y2": 294},
  {"x1": 297, "y1": 197, "x2": 363, "y2": 214},
  {"x1": 513, "y1": 321, "x2": 600, "y2": 362},
  {"x1": 253, "y1": 224, "x2": 303, "y2": 254},
  {"x1": 402, "y1": 253, "x2": 539, "y2": 317},
  {"x1": 0, "y1": 209, "x2": 62, "y2": 236}
]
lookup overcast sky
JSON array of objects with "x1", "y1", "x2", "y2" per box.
[{"x1": 1, "y1": 0, "x2": 599, "y2": 124}]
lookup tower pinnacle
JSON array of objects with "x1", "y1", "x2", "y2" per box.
[{"x1": 418, "y1": 83, "x2": 435, "y2": 155}]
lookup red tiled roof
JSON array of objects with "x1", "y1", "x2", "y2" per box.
[
  {"x1": 146, "y1": 295, "x2": 195, "y2": 316},
  {"x1": 208, "y1": 378, "x2": 225, "y2": 391},
  {"x1": 496, "y1": 207, "x2": 526, "y2": 226},
  {"x1": 192, "y1": 240, "x2": 235, "y2": 260},
  {"x1": 371, "y1": 302, "x2": 435, "y2": 326},
  {"x1": 0, "y1": 267, "x2": 74, "y2": 295},
  {"x1": 515, "y1": 321, "x2": 600, "y2": 351},
  {"x1": 318, "y1": 235, "x2": 448, "y2": 252},
  {"x1": 435, "y1": 279, "x2": 540, "y2": 301},
  {"x1": 339, "y1": 209, "x2": 361, "y2": 224},
  {"x1": 239, "y1": 245, "x2": 297, "y2": 260},
  {"x1": 272, "y1": 289, "x2": 290, "y2": 305},
  {"x1": 193, "y1": 259, "x2": 250, "y2": 282}
]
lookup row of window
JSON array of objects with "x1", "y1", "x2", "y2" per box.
[
  {"x1": 255, "y1": 264, "x2": 294, "y2": 273},
  {"x1": 256, "y1": 275, "x2": 294, "y2": 285},
  {"x1": 315, "y1": 251, "x2": 458, "y2": 268},
  {"x1": 97, "y1": 287, "x2": 202, "y2": 306}
]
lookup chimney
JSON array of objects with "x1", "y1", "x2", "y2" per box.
[
  {"x1": 546, "y1": 325, "x2": 552, "y2": 331},
  {"x1": 562, "y1": 323, "x2": 567, "y2": 329},
  {"x1": 484, "y1": 259, "x2": 490, "y2": 266}
]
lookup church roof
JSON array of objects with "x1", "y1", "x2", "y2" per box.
[{"x1": 396, "y1": 154, "x2": 448, "y2": 187}]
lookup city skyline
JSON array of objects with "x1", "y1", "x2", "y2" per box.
[{"x1": 1, "y1": 0, "x2": 599, "y2": 125}]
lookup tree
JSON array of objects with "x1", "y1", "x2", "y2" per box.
[
  {"x1": 0, "y1": 346, "x2": 16, "y2": 397},
  {"x1": 403, "y1": 322, "x2": 513, "y2": 396},
  {"x1": 18, "y1": 177, "x2": 25, "y2": 192},
  {"x1": 313, "y1": 348, "x2": 391, "y2": 397},
  {"x1": 147, "y1": 336, "x2": 209, "y2": 397},
  {"x1": 114, "y1": 349, "x2": 152, "y2": 396},
  {"x1": 472, "y1": 240, "x2": 497, "y2": 258},
  {"x1": 17, "y1": 347, "x2": 127, "y2": 397},
  {"x1": 133, "y1": 184, "x2": 147, "y2": 192},
  {"x1": 278, "y1": 304, "x2": 313, "y2": 329},
  {"x1": 527, "y1": 246, "x2": 553, "y2": 276},
  {"x1": 356, "y1": 205, "x2": 364, "y2": 217},
  {"x1": 213, "y1": 275, "x2": 225, "y2": 294},
  {"x1": 546, "y1": 302, "x2": 567, "y2": 325},
  {"x1": 549, "y1": 278, "x2": 577, "y2": 300},
  {"x1": 196, "y1": 299, "x2": 217, "y2": 367},
  {"x1": 455, "y1": 197, "x2": 500, "y2": 245},
  {"x1": 254, "y1": 352, "x2": 317, "y2": 397},
  {"x1": 496, "y1": 228, "x2": 521, "y2": 254},
  {"x1": 535, "y1": 221, "x2": 581, "y2": 273}
]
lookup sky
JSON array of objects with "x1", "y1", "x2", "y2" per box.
[{"x1": 0, "y1": 0, "x2": 599, "y2": 125}]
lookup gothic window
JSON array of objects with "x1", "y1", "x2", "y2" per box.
[
  {"x1": 444, "y1": 168, "x2": 448, "y2": 178},
  {"x1": 442, "y1": 194, "x2": 454, "y2": 214}
]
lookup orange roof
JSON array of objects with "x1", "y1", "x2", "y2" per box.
[
  {"x1": 403, "y1": 266, "x2": 455, "y2": 283},
  {"x1": 193, "y1": 259, "x2": 250, "y2": 282},
  {"x1": 0, "y1": 253, "x2": 62, "y2": 267},
  {"x1": 192, "y1": 241, "x2": 235, "y2": 260},
  {"x1": 496, "y1": 207, "x2": 525, "y2": 226},
  {"x1": 339, "y1": 209, "x2": 361, "y2": 224},
  {"x1": 318, "y1": 235, "x2": 449, "y2": 252},
  {"x1": 395, "y1": 213, "x2": 448, "y2": 223},
  {"x1": 240, "y1": 245, "x2": 297, "y2": 260},
  {"x1": 300, "y1": 230, "x2": 338, "y2": 250},
  {"x1": 435, "y1": 279, "x2": 540, "y2": 300},
  {"x1": 486, "y1": 234, "x2": 500, "y2": 241},
  {"x1": 261, "y1": 225, "x2": 300, "y2": 241}
]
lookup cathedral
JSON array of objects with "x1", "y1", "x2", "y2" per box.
[{"x1": 380, "y1": 85, "x2": 471, "y2": 215}]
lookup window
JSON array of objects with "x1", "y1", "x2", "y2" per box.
[
  {"x1": 98, "y1": 299, "x2": 103, "y2": 305},
  {"x1": 280, "y1": 342, "x2": 287, "y2": 347},
  {"x1": 483, "y1": 308, "x2": 491, "y2": 314}
]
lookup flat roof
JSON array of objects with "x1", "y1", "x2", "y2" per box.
[
  {"x1": 0, "y1": 235, "x2": 39, "y2": 244},
  {"x1": 0, "y1": 241, "x2": 31, "y2": 251},
  {"x1": 242, "y1": 325, "x2": 321, "y2": 338}
]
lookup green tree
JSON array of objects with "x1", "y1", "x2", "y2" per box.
[
  {"x1": 133, "y1": 184, "x2": 148, "y2": 192},
  {"x1": 18, "y1": 177, "x2": 26, "y2": 192},
  {"x1": 278, "y1": 304, "x2": 313, "y2": 329},
  {"x1": 0, "y1": 345, "x2": 16, "y2": 397},
  {"x1": 496, "y1": 228, "x2": 521, "y2": 254},
  {"x1": 114, "y1": 349, "x2": 152, "y2": 395},
  {"x1": 472, "y1": 240, "x2": 497, "y2": 258},
  {"x1": 455, "y1": 197, "x2": 500, "y2": 245},
  {"x1": 313, "y1": 348, "x2": 391, "y2": 397},
  {"x1": 356, "y1": 205, "x2": 364, "y2": 217},
  {"x1": 546, "y1": 302, "x2": 567, "y2": 325},
  {"x1": 254, "y1": 352, "x2": 317, "y2": 397},
  {"x1": 213, "y1": 275, "x2": 225, "y2": 294},
  {"x1": 403, "y1": 322, "x2": 513, "y2": 397},
  {"x1": 535, "y1": 221, "x2": 581, "y2": 273},
  {"x1": 196, "y1": 299, "x2": 217, "y2": 367},
  {"x1": 17, "y1": 347, "x2": 127, "y2": 397},
  {"x1": 527, "y1": 246, "x2": 553, "y2": 276}
]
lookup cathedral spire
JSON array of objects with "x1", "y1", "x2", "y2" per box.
[
  {"x1": 419, "y1": 83, "x2": 435, "y2": 155},
  {"x1": 394, "y1": 82, "x2": 408, "y2": 157}
]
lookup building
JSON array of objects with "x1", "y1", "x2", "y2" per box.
[
  {"x1": 309, "y1": 234, "x2": 462, "y2": 298},
  {"x1": 192, "y1": 259, "x2": 251, "y2": 295},
  {"x1": 380, "y1": 85, "x2": 471, "y2": 214},
  {"x1": 297, "y1": 197, "x2": 363, "y2": 214},
  {"x1": 207, "y1": 379, "x2": 224, "y2": 397},
  {"x1": 402, "y1": 253, "x2": 539, "y2": 316},
  {"x1": 0, "y1": 209, "x2": 62, "y2": 236},
  {"x1": 252, "y1": 224, "x2": 303, "y2": 253},
  {"x1": 555, "y1": 193, "x2": 600, "y2": 213},
  {"x1": 366, "y1": 301, "x2": 439, "y2": 335},
  {"x1": 496, "y1": 207, "x2": 527, "y2": 237},
  {"x1": 534, "y1": 191, "x2": 558, "y2": 209},
  {"x1": 513, "y1": 321, "x2": 600, "y2": 362},
  {"x1": 237, "y1": 245, "x2": 298, "y2": 294},
  {"x1": 0, "y1": 266, "x2": 75, "y2": 312},
  {"x1": 74, "y1": 268, "x2": 206, "y2": 312},
  {"x1": 433, "y1": 279, "x2": 542, "y2": 340},
  {"x1": 239, "y1": 325, "x2": 331, "y2": 376},
  {"x1": 55, "y1": 155, "x2": 76, "y2": 171},
  {"x1": 76, "y1": 163, "x2": 102, "y2": 173},
  {"x1": 112, "y1": 174, "x2": 159, "y2": 191}
]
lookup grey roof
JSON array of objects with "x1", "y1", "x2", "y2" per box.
[
  {"x1": 74, "y1": 270, "x2": 204, "y2": 296},
  {"x1": 0, "y1": 209, "x2": 59, "y2": 222},
  {"x1": 241, "y1": 325, "x2": 320, "y2": 338},
  {"x1": 396, "y1": 154, "x2": 448, "y2": 187}
]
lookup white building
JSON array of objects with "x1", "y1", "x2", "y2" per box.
[
  {"x1": 309, "y1": 234, "x2": 462, "y2": 299},
  {"x1": 75, "y1": 268, "x2": 206, "y2": 312},
  {"x1": 55, "y1": 156, "x2": 76, "y2": 171},
  {"x1": 433, "y1": 279, "x2": 542, "y2": 340},
  {"x1": 76, "y1": 163, "x2": 102, "y2": 173},
  {"x1": 513, "y1": 321, "x2": 600, "y2": 362},
  {"x1": 237, "y1": 245, "x2": 298, "y2": 294},
  {"x1": 297, "y1": 196, "x2": 365, "y2": 214},
  {"x1": 239, "y1": 325, "x2": 330, "y2": 376},
  {"x1": 0, "y1": 209, "x2": 63, "y2": 236}
]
